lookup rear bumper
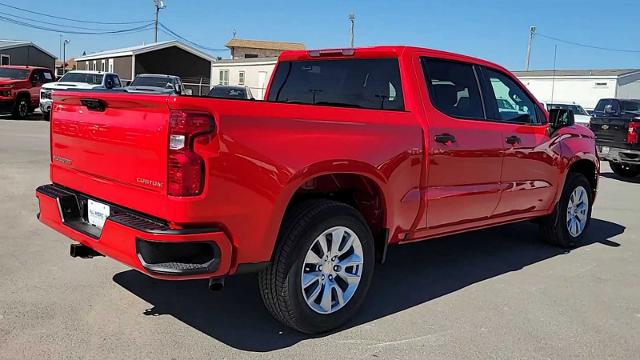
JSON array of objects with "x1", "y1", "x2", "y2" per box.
[
  {"x1": 597, "y1": 146, "x2": 640, "y2": 164},
  {"x1": 36, "y1": 184, "x2": 233, "y2": 280}
]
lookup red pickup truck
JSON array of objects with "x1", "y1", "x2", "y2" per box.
[
  {"x1": 0, "y1": 65, "x2": 54, "y2": 118},
  {"x1": 36, "y1": 46, "x2": 598, "y2": 334}
]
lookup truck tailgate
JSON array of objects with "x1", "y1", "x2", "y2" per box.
[
  {"x1": 51, "y1": 91, "x2": 170, "y2": 194},
  {"x1": 590, "y1": 117, "x2": 630, "y2": 147}
]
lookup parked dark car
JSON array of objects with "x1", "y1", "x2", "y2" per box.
[
  {"x1": 590, "y1": 98, "x2": 640, "y2": 178},
  {"x1": 207, "y1": 85, "x2": 254, "y2": 100},
  {"x1": 126, "y1": 74, "x2": 188, "y2": 95}
]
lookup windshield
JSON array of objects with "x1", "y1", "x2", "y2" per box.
[
  {"x1": 208, "y1": 87, "x2": 248, "y2": 99},
  {"x1": 59, "y1": 72, "x2": 103, "y2": 85},
  {"x1": 546, "y1": 103, "x2": 589, "y2": 116},
  {"x1": 621, "y1": 100, "x2": 640, "y2": 113},
  {"x1": 131, "y1": 76, "x2": 174, "y2": 88},
  {"x1": 0, "y1": 68, "x2": 29, "y2": 80}
]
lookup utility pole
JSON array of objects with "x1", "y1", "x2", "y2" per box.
[
  {"x1": 524, "y1": 25, "x2": 536, "y2": 71},
  {"x1": 154, "y1": 0, "x2": 166, "y2": 43},
  {"x1": 348, "y1": 13, "x2": 355, "y2": 48},
  {"x1": 62, "y1": 39, "x2": 70, "y2": 75}
]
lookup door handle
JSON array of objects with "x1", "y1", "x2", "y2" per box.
[
  {"x1": 506, "y1": 135, "x2": 521, "y2": 145},
  {"x1": 435, "y1": 133, "x2": 457, "y2": 144}
]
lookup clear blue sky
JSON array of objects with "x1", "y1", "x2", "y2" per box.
[{"x1": 1, "y1": 0, "x2": 639, "y2": 70}]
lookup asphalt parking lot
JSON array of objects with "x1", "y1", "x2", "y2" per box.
[{"x1": 0, "y1": 117, "x2": 639, "y2": 359}]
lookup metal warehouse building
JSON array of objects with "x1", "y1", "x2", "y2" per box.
[
  {"x1": 0, "y1": 40, "x2": 56, "y2": 70},
  {"x1": 514, "y1": 69, "x2": 640, "y2": 111},
  {"x1": 75, "y1": 40, "x2": 216, "y2": 94}
]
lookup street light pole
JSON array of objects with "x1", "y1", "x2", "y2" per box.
[
  {"x1": 154, "y1": 0, "x2": 166, "y2": 43},
  {"x1": 348, "y1": 13, "x2": 355, "y2": 48},
  {"x1": 524, "y1": 25, "x2": 536, "y2": 71},
  {"x1": 62, "y1": 39, "x2": 70, "y2": 75}
]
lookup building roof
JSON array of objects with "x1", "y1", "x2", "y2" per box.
[
  {"x1": 0, "y1": 39, "x2": 57, "y2": 59},
  {"x1": 75, "y1": 40, "x2": 217, "y2": 62},
  {"x1": 212, "y1": 57, "x2": 278, "y2": 65},
  {"x1": 225, "y1": 38, "x2": 305, "y2": 51},
  {"x1": 513, "y1": 69, "x2": 640, "y2": 78}
]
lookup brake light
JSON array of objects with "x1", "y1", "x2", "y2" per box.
[
  {"x1": 308, "y1": 48, "x2": 356, "y2": 57},
  {"x1": 167, "y1": 110, "x2": 214, "y2": 196},
  {"x1": 628, "y1": 121, "x2": 640, "y2": 144}
]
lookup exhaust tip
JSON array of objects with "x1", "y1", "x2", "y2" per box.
[
  {"x1": 70, "y1": 243, "x2": 103, "y2": 258},
  {"x1": 208, "y1": 278, "x2": 225, "y2": 292}
]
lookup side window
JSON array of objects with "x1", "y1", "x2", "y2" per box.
[
  {"x1": 112, "y1": 76, "x2": 122, "y2": 88},
  {"x1": 594, "y1": 99, "x2": 610, "y2": 114},
  {"x1": 421, "y1": 58, "x2": 484, "y2": 119},
  {"x1": 31, "y1": 70, "x2": 42, "y2": 84},
  {"x1": 42, "y1": 70, "x2": 53, "y2": 83},
  {"x1": 482, "y1": 68, "x2": 540, "y2": 124},
  {"x1": 610, "y1": 99, "x2": 620, "y2": 114}
]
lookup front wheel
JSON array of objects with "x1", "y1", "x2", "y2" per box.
[
  {"x1": 610, "y1": 162, "x2": 640, "y2": 178},
  {"x1": 12, "y1": 97, "x2": 29, "y2": 119},
  {"x1": 540, "y1": 173, "x2": 593, "y2": 248},
  {"x1": 258, "y1": 199, "x2": 375, "y2": 334}
]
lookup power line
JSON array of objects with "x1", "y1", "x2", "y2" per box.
[
  {"x1": 537, "y1": 32, "x2": 640, "y2": 53},
  {"x1": 0, "y1": 1, "x2": 151, "y2": 25},
  {"x1": 0, "y1": 14, "x2": 154, "y2": 35},
  {"x1": 158, "y1": 23, "x2": 227, "y2": 52},
  {"x1": 0, "y1": 10, "x2": 126, "y2": 31}
]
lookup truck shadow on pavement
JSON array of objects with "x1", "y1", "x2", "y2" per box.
[
  {"x1": 599, "y1": 171, "x2": 640, "y2": 184},
  {"x1": 113, "y1": 218, "x2": 623, "y2": 351}
]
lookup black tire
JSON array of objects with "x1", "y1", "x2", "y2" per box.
[
  {"x1": 42, "y1": 112, "x2": 50, "y2": 121},
  {"x1": 540, "y1": 173, "x2": 593, "y2": 248},
  {"x1": 610, "y1": 162, "x2": 640, "y2": 178},
  {"x1": 12, "y1": 96, "x2": 29, "y2": 119},
  {"x1": 258, "y1": 199, "x2": 375, "y2": 334}
]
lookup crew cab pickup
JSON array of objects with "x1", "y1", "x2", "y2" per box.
[
  {"x1": 590, "y1": 98, "x2": 640, "y2": 178},
  {"x1": 36, "y1": 46, "x2": 598, "y2": 334},
  {"x1": 0, "y1": 65, "x2": 54, "y2": 119}
]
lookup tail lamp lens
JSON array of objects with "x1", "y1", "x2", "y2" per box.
[
  {"x1": 628, "y1": 121, "x2": 639, "y2": 144},
  {"x1": 168, "y1": 110, "x2": 214, "y2": 196}
]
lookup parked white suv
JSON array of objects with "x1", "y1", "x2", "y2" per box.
[
  {"x1": 541, "y1": 101, "x2": 591, "y2": 126},
  {"x1": 40, "y1": 71, "x2": 122, "y2": 120}
]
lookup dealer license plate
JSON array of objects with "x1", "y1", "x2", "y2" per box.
[{"x1": 88, "y1": 199, "x2": 110, "y2": 229}]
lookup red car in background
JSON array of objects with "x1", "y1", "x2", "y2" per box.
[
  {"x1": 36, "y1": 46, "x2": 598, "y2": 333},
  {"x1": 0, "y1": 65, "x2": 54, "y2": 118}
]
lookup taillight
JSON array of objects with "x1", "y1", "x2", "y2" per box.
[
  {"x1": 168, "y1": 110, "x2": 214, "y2": 196},
  {"x1": 628, "y1": 121, "x2": 640, "y2": 144}
]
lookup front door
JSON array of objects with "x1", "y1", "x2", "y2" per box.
[
  {"x1": 419, "y1": 58, "x2": 505, "y2": 230},
  {"x1": 479, "y1": 67, "x2": 560, "y2": 216}
]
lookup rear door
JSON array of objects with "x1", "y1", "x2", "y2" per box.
[
  {"x1": 479, "y1": 67, "x2": 560, "y2": 215},
  {"x1": 418, "y1": 57, "x2": 505, "y2": 230}
]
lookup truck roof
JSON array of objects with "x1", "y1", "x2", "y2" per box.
[
  {"x1": 278, "y1": 46, "x2": 511, "y2": 74},
  {"x1": 0, "y1": 65, "x2": 49, "y2": 70}
]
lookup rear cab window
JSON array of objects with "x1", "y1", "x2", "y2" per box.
[{"x1": 267, "y1": 58, "x2": 404, "y2": 111}]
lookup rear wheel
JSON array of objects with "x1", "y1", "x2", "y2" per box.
[
  {"x1": 12, "y1": 96, "x2": 29, "y2": 119},
  {"x1": 540, "y1": 173, "x2": 592, "y2": 248},
  {"x1": 610, "y1": 162, "x2": 640, "y2": 178},
  {"x1": 258, "y1": 199, "x2": 375, "y2": 334}
]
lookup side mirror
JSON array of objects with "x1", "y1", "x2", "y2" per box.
[
  {"x1": 183, "y1": 88, "x2": 192, "y2": 96},
  {"x1": 105, "y1": 79, "x2": 114, "y2": 89},
  {"x1": 604, "y1": 104, "x2": 617, "y2": 115},
  {"x1": 549, "y1": 108, "x2": 575, "y2": 130}
]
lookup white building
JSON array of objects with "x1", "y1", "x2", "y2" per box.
[
  {"x1": 513, "y1": 69, "x2": 640, "y2": 111},
  {"x1": 211, "y1": 57, "x2": 277, "y2": 100}
]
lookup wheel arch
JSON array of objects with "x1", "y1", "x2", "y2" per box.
[{"x1": 267, "y1": 161, "x2": 391, "y2": 264}]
